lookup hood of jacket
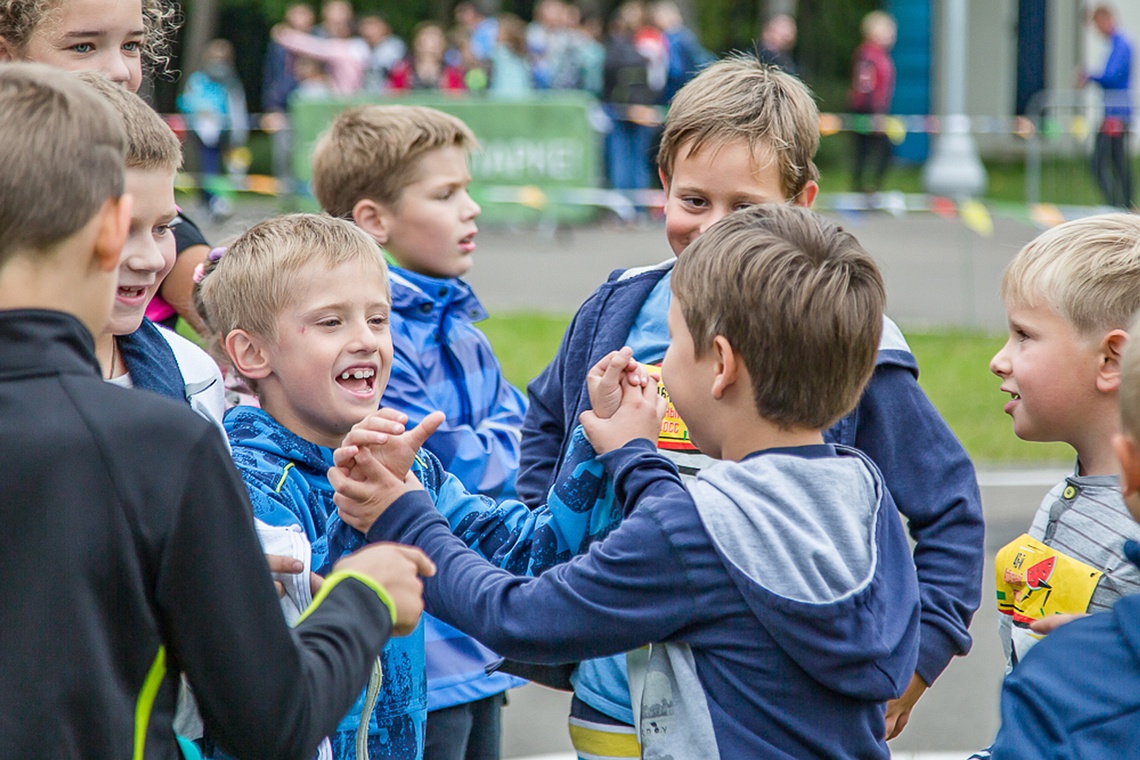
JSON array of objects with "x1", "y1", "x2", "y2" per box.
[{"x1": 687, "y1": 444, "x2": 920, "y2": 701}]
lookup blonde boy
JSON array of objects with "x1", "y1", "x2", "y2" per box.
[
  {"x1": 333, "y1": 204, "x2": 922, "y2": 758},
  {"x1": 0, "y1": 62, "x2": 428, "y2": 759},
  {"x1": 990, "y1": 213, "x2": 1140, "y2": 670},
  {"x1": 518, "y1": 55, "x2": 983, "y2": 751},
  {"x1": 199, "y1": 213, "x2": 614, "y2": 760},
  {"x1": 74, "y1": 72, "x2": 226, "y2": 429},
  {"x1": 988, "y1": 308, "x2": 1140, "y2": 757},
  {"x1": 312, "y1": 104, "x2": 527, "y2": 756}
]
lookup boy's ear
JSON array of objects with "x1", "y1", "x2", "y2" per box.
[
  {"x1": 709, "y1": 335, "x2": 741, "y2": 400},
  {"x1": 1113, "y1": 433, "x2": 1140, "y2": 496},
  {"x1": 1096, "y1": 329, "x2": 1128, "y2": 393},
  {"x1": 92, "y1": 195, "x2": 133, "y2": 273},
  {"x1": 225, "y1": 329, "x2": 273, "y2": 380},
  {"x1": 352, "y1": 198, "x2": 390, "y2": 246},
  {"x1": 658, "y1": 168, "x2": 670, "y2": 196},
  {"x1": 793, "y1": 180, "x2": 819, "y2": 209}
]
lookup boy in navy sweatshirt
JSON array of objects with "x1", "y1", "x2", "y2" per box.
[{"x1": 332, "y1": 204, "x2": 922, "y2": 759}]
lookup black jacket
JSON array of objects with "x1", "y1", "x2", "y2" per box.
[{"x1": 0, "y1": 310, "x2": 393, "y2": 759}]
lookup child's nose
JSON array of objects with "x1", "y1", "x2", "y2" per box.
[
  {"x1": 100, "y1": 52, "x2": 133, "y2": 87},
  {"x1": 990, "y1": 341, "x2": 1012, "y2": 377}
]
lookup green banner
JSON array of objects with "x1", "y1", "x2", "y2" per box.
[{"x1": 289, "y1": 91, "x2": 603, "y2": 224}]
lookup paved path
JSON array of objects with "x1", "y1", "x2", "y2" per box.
[{"x1": 201, "y1": 201, "x2": 1040, "y2": 332}]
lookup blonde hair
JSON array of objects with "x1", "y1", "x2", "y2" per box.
[
  {"x1": 0, "y1": 0, "x2": 177, "y2": 74},
  {"x1": 658, "y1": 55, "x2": 820, "y2": 201},
  {"x1": 0, "y1": 63, "x2": 126, "y2": 267},
  {"x1": 312, "y1": 104, "x2": 477, "y2": 217},
  {"x1": 198, "y1": 213, "x2": 389, "y2": 349},
  {"x1": 671, "y1": 204, "x2": 884, "y2": 429},
  {"x1": 1002, "y1": 213, "x2": 1140, "y2": 336},
  {"x1": 861, "y1": 10, "x2": 896, "y2": 40},
  {"x1": 76, "y1": 71, "x2": 180, "y2": 172}
]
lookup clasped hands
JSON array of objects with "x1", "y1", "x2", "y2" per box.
[{"x1": 330, "y1": 346, "x2": 666, "y2": 534}]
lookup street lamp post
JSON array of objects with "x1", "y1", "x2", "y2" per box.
[{"x1": 922, "y1": 0, "x2": 988, "y2": 197}]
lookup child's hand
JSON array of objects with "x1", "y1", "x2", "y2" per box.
[
  {"x1": 330, "y1": 412, "x2": 443, "y2": 533},
  {"x1": 579, "y1": 368, "x2": 666, "y2": 453},
  {"x1": 333, "y1": 542, "x2": 436, "y2": 636},
  {"x1": 339, "y1": 409, "x2": 443, "y2": 483},
  {"x1": 587, "y1": 347, "x2": 650, "y2": 419},
  {"x1": 1029, "y1": 612, "x2": 1087, "y2": 635}
]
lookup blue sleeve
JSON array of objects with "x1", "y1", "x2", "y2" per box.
[
  {"x1": 368, "y1": 482, "x2": 702, "y2": 664},
  {"x1": 517, "y1": 310, "x2": 581, "y2": 506},
  {"x1": 990, "y1": 610, "x2": 1132, "y2": 759},
  {"x1": 361, "y1": 437, "x2": 620, "y2": 577},
  {"x1": 851, "y1": 362, "x2": 984, "y2": 686},
  {"x1": 1090, "y1": 35, "x2": 1132, "y2": 90},
  {"x1": 384, "y1": 341, "x2": 527, "y2": 501}
]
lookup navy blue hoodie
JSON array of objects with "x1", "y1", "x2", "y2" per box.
[{"x1": 365, "y1": 440, "x2": 921, "y2": 758}]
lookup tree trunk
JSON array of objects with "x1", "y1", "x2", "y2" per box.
[{"x1": 182, "y1": 0, "x2": 221, "y2": 75}]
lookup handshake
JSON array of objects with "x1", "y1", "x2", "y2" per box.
[{"x1": 330, "y1": 346, "x2": 666, "y2": 534}]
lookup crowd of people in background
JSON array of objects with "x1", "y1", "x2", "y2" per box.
[{"x1": 213, "y1": 0, "x2": 712, "y2": 198}]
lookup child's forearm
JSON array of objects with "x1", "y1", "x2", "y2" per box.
[{"x1": 598, "y1": 439, "x2": 685, "y2": 515}]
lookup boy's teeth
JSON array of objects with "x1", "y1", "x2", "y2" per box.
[{"x1": 339, "y1": 369, "x2": 375, "y2": 380}]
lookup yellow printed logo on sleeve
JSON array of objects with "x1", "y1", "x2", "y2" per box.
[
  {"x1": 994, "y1": 533, "x2": 1102, "y2": 624},
  {"x1": 642, "y1": 364, "x2": 698, "y2": 452}
]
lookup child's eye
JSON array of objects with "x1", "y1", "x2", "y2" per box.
[
  {"x1": 318, "y1": 318, "x2": 341, "y2": 328},
  {"x1": 70, "y1": 43, "x2": 95, "y2": 54},
  {"x1": 368, "y1": 315, "x2": 389, "y2": 326},
  {"x1": 682, "y1": 196, "x2": 708, "y2": 209},
  {"x1": 1015, "y1": 329, "x2": 1030, "y2": 342},
  {"x1": 153, "y1": 224, "x2": 173, "y2": 237},
  {"x1": 122, "y1": 41, "x2": 142, "y2": 54}
]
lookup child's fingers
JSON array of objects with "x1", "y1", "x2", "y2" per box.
[
  {"x1": 405, "y1": 411, "x2": 446, "y2": 451},
  {"x1": 332, "y1": 445, "x2": 360, "y2": 468},
  {"x1": 374, "y1": 407, "x2": 409, "y2": 425},
  {"x1": 265, "y1": 553, "x2": 304, "y2": 575}
]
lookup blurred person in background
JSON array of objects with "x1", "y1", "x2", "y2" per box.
[
  {"x1": 603, "y1": 1, "x2": 661, "y2": 197},
  {"x1": 651, "y1": 0, "x2": 712, "y2": 103},
  {"x1": 178, "y1": 38, "x2": 249, "y2": 221},
  {"x1": 360, "y1": 14, "x2": 406, "y2": 93},
  {"x1": 756, "y1": 13, "x2": 797, "y2": 76},
  {"x1": 1079, "y1": 4, "x2": 1134, "y2": 209},
  {"x1": 389, "y1": 21, "x2": 467, "y2": 92},
  {"x1": 848, "y1": 10, "x2": 896, "y2": 194},
  {"x1": 489, "y1": 13, "x2": 534, "y2": 97}
]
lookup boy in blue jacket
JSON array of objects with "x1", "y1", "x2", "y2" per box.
[
  {"x1": 332, "y1": 204, "x2": 922, "y2": 758},
  {"x1": 989, "y1": 308, "x2": 1140, "y2": 757},
  {"x1": 198, "y1": 213, "x2": 624, "y2": 760},
  {"x1": 517, "y1": 55, "x2": 984, "y2": 752},
  {"x1": 310, "y1": 103, "x2": 529, "y2": 758}
]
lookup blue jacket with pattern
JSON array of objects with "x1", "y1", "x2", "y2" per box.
[{"x1": 228, "y1": 405, "x2": 615, "y2": 758}]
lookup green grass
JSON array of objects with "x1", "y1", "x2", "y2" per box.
[
  {"x1": 906, "y1": 330, "x2": 1073, "y2": 465},
  {"x1": 481, "y1": 312, "x2": 1074, "y2": 466}
]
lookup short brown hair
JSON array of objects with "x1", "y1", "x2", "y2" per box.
[
  {"x1": 76, "y1": 71, "x2": 181, "y2": 172},
  {"x1": 0, "y1": 63, "x2": 126, "y2": 268},
  {"x1": 0, "y1": 0, "x2": 177, "y2": 73},
  {"x1": 1001, "y1": 213, "x2": 1140, "y2": 337},
  {"x1": 198, "y1": 213, "x2": 389, "y2": 348},
  {"x1": 671, "y1": 204, "x2": 884, "y2": 429},
  {"x1": 312, "y1": 105, "x2": 477, "y2": 216},
  {"x1": 658, "y1": 55, "x2": 820, "y2": 201}
]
